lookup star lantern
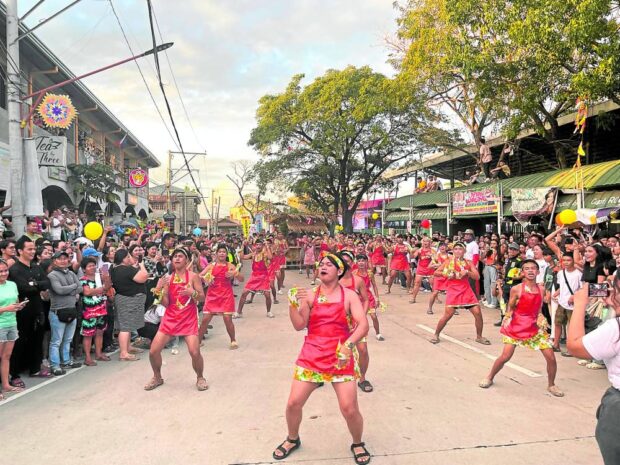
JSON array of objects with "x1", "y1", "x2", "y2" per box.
[{"x1": 36, "y1": 93, "x2": 78, "y2": 129}]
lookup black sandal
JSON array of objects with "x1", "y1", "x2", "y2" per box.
[
  {"x1": 358, "y1": 380, "x2": 374, "y2": 393},
  {"x1": 351, "y1": 442, "x2": 371, "y2": 464},
  {"x1": 272, "y1": 437, "x2": 301, "y2": 461}
]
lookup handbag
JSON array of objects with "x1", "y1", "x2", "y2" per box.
[{"x1": 56, "y1": 307, "x2": 78, "y2": 323}]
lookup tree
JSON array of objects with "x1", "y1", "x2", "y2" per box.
[
  {"x1": 249, "y1": 66, "x2": 434, "y2": 232},
  {"x1": 226, "y1": 160, "x2": 268, "y2": 222},
  {"x1": 68, "y1": 163, "x2": 122, "y2": 213}
]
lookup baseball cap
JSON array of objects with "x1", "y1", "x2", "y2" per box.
[
  {"x1": 82, "y1": 247, "x2": 102, "y2": 258},
  {"x1": 52, "y1": 251, "x2": 68, "y2": 259},
  {"x1": 464, "y1": 229, "x2": 475, "y2": 235},
  {"x1": 508, "y1": 242, "x2": 520, "y2": 250}
]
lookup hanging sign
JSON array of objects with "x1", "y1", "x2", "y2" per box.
[
  {"x1": 511, "y1": 187, "x2": 557, "y2": 222},
  {"x1": 452, "y1": 188, "x2": 499, "y2": 216},
  {"x1": 36, "y1": 93, "x2": 77, "y2": 129},
  {"x1": 241, "y1": 216, "x2": 251, "y2": 238},
  {"x1": 128, "y1": 168, "x2": 148, "y2": 188},
  {"x1": 35, "y1": 135, "x2": 67, "y2": 167}
]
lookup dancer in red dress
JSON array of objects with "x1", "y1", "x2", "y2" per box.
[
  {"x1": 430, "y1": 242, "x2": 490, "y2": 345},
  {"x1": 354, "y1": 254, "x2": 384, "y2": 341},
  {"x1": 198, "y1": 244, "x2": 244, "y2": 349},
  {"x1": 145, "y1": 248, "x2": 207, "y2": 391},
  {"x1": 274, "y1": 232, "x2": 289, "y2": 294},
  {"x1": 427, "y1": 242, "x2": 448, "y2": 314},
  {"x1": 386, "y1": 235, "x2": 412, "y2": 294},
  {"x1": 479, "y1": 259, "x2": 563, "y2": 396},
  {"x1": 409, "y1": 237, "x2": 435, "y2": 304},
  {"x1": 272, "y1": 253, "x2": 371, "y2": 464},
  {"x1": 236, "y1": 240, "x2": 274, "y2": 318},
  {"x1": 368, "y1": 237, "x2": 387, "y2": 284}
]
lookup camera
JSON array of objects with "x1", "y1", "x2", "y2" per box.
[{"x1": 588, "y1": 283, "x2": 610, "y2": 298}]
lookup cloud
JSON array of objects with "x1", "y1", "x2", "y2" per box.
[{"x1": 25, "y1": 0, "x2": 399, "y2": 214}]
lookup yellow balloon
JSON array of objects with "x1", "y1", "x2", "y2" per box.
[
  {"x1": 559, "y1": 209, "x2": 577, "y2": 225},
  {"x1": 589, "y1": 215, "x2": 597, "y2": 225},
  {"x1": 371, "y1": 213, "x2": 379, "y2": 220},
  {"x1": 83, "y1": 221, "x2": 103, "y2": 241}
]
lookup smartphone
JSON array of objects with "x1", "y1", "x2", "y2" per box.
[
  {"x1": 20, "y1": 298, "x2": 29, "y2": 306},
  {"x1": 588, "y1": 283, "x2": 610, "y2": 298}
]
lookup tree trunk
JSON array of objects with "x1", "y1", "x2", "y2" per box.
[
  {"x1": 342, "y1": 209, "x2": 354, "y2": 233},
  {"x1": 553, "y1": 143, "x2": 568, "y2": 169}
]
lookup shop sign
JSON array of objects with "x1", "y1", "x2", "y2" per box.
[
  {"x1": 36, "y1": 135, "x2": 67, "y2": 167},
  {"x1": 452, "y1": 188, "x2": 499, "y2": 216},
  {"x1": 126, "y1": 193, "x2": 138, "y2": 206},
  {"x1": 128, "y1": 168, "x2": 148, "y2": 188},
  {"x1": 511, "y1": 187, "x2": 557, "y2": 221}
]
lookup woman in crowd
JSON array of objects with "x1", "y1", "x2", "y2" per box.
[
  {"x1": 79, "y1": 257, "x2": 111, "y2": 366},
  {"x1": 409, "y1": 237, "x2": 435, "y2": 304},
  {"x1": 368, "y1": 236, "x2": 387, "y2": 285},
  {"x1": 236, "y1": 240, "x2": 273, "y2": 319},
  {"x1": 568, "y1": 273, "x2": 620, "y2": 464},
  {"x1": 110, "y1": 249, "x2": 148, "y2": 361},
  {"x1": 427, "y1": 242, "x2": 448, "y2": 315},
  {"x1": 272, "y1": 253, "x2": 370, "y2": 464},
  {"x1": 145, "y1": 248, "x2": 206, "y2": 391},
  {"x1": 302, "y1": 236, "x2": 316, "y2": 280},
  {"x1": 386, "y1": 235, "x2": 412, "y2": 294},
  {"x1": 353, "y1": 254, "x2": 383, "y2": 341},
  {"x1": 0, "y1": 259, "x2": 26, "y2": 398},
  {"x1": 199, "y1": 244, "x2": 243, "y2": 349}
]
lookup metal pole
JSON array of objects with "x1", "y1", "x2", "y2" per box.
[
  {"x1": 13, "y1": 0, "x2": 83, "y2": 45},
  {"x1": 183, "y1": 190, "x2": 187, "y2": 234},
  {"x1": 20, "y1": 0, "x2": 46, "y2": 22},
  {"x1": 497, "y1": 182, "x2": 503, "y2": 235},
  {"x1": 166, "y1": 151, "x2": 172, "y2": 212},
  {"x1": 7, "y1": 0, "x2": 26, "y2": 235}
]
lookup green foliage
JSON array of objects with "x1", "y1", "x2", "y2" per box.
[
  {"x1": 249, "y1": 66, "x2": 435, "y2": 232},
  {"x1": 68, "y1": 163, "x2": 122, "y2": 212}
]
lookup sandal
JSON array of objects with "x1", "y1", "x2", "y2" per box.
[
  {"x1": 357, "y1": 380, "x2": 374, "y2": 393},
  {"x1": 429, "y1": 337, "x2": 440, "y2": 344},
  {"x1": 196, "y1": 377, "x2": 209, "y2": 391},
  {"x1": 272, "y1": 437, "x2": 301, "y2": 461},
  {"x1": 426, "y1": 309, "x2": 433, "y2": 314},
  {"x1": 548, "y1": 385, "x2": 564, "y2": 397},
  {"x1": 229, "y1": 341, "x2": 239, "y2": 350},
  {"x1": 10, "y1": 377, "x2": 26, "y2": 389},
  {"x1": 144, "y1": 377, "x2": 164, "y2": 391},
  {"x1": 351, "y1": 442, "x2": 371, "y2": 464},
  {"x1": 96, "y1": 354, "x2": 111, "y2": 362},
  {"x1": 129, "y1": 347, "x2": 144, "y2": 354},
  {"x1": 119, "y1": 354, "x2": 140, "y2": 362},
  {"x1": 475, "y1": 337, "x2": 491, "y2": 345},
  {"x1": 84, "y1": 360, "x2": 97, "y2": 367},
  {"x1": 478, "y1": 378, "x2": 493, "y2": 389},
  {"x1": 2, "y1": 385, "x2": 23, "y2": 393},
  {"x1": 29, "y1": 369, "x2": 52, "y2": 378}
]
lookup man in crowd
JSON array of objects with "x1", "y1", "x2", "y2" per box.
[
  {"x1": 496, "y1": 242, "x2": 522, "y2": 326},
  {"x1": 479, "y1": 137, "x2": 492, "y2": 179}
]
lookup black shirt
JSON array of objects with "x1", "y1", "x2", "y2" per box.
[
  {"x1": 111, "y1": 265, "x2": 146, "y2": 296},
  {"x1": 582, "y1": 262, "x2": 605, "y2": 284},
  {"x1": 8, "y1": 260, "x2": 49, "y2": 317}
]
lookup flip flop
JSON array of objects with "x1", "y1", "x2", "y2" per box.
[
  {"x1": 478, "y1": 379, "x2": 493, "y2": 389},
  {"x1": 84, "y1": 360, "x2": 97, "y2": 367},
  {"x1": 357, "y1": 380, "x2": 374, "y2": 393},
  {"x1": 119, "y1": 355, "x2": 140, "y2": 362},
  {"x1": 548, "y1": 385, "x2": 564, "y2": 397},
  {"x1": 10, "y1": 377, "x2": 26, "y2": 388},
  {"x1": 144, "y1": 378, "x2": 164, "y2": 391},
  {"x1": 196, "y1": 377, "x2": 209, "y2": 391},
  {"x1": 96, "y1": 354, "x2": 111, "y2": 362},
  {"x1": 3, "y1": 385, "x2": 24, "y2": 393},
  {"x1": 475, "y1": 337, "x2": 491, "y2": 345},
  {"x1": 429, "y1": 337, "x2": 440, "y2": 344}
]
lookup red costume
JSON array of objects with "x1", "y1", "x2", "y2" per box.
[
  {"x1": 203, "y1": 263, "x2": 235, "y2": 314},
  {"x1": 370, "y1": 245, "x2": 386, "y2": 267},
  {"x1": 500, "y1": 284, "x2": 541, "y2": 340},
  {"x1": 444, "y1": 259, "x2": 478, "y2": 307},
  {"x1": 159, "y1": 270, "x2": 199, "y2": 336},
  {"x1": 390, "y1": 244, "x2": 409, "y2": 272},
  {"x1": 416, "y1": 248, "x2": 434, "y2": 277},
  {"x1": 244, "y1": 254, "x2": 270, "y2": 291}
]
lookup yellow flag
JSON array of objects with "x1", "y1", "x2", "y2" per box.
[{"x1": 577, "y1": 142, "x2": 586, "y2": 156}]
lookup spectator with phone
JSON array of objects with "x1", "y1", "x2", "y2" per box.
[
  {"x1": 0, "y1": 259, "x2": 25, "y2": 398},
  {"x1": 568, "y1": 274, "x2": 620, "y2": 465}
]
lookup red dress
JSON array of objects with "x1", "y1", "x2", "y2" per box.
[
  {"x1": 390, "y1": 244, "x2": 409, "y2": 272},
  {"x1": 295, "y1": 286, "x2": 356, "y2": 379},
  {"x1": 370, "y1": 245, "x2": 386, "y2": 267},
  {"x1": 416, "y1": 248, "x2": 434, "y2": 277},
  {"x1": 500, "y1": 284, "x2": 541, "y2": 340},
  {"x1": 244, "y1": 255, "x2": 270, "y2": 291},
  {"x1": 444, "y1": 260, "x2": 478, "y2": 307},
  {"x1": 433, "y1": 253, "x2": 449, "y2": 291},
  {"x1": 203, "y1": 263, "x2": 235, "y2": 314},
  {"x1": 355, "y1": 271, "x2": 376, "y2": 309},
  {"x1": 160, "y1": 270, "x2": 199, "y2": 336},
  {"x1": 272, "y1": 240, "x2": 287, "y2": 270}
]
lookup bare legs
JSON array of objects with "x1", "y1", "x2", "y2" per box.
[
  {"x1": 147, "y1": 332, "x2": 205, "y2": 388},
  {"x1": 83, "y1": 331, "x2": 104, "y2": 365},
  {"x1": 237, "y1": 290, "x2": 272, "y2": 316},
  {"x1": 369, "y1": 313, "x2": 381, "y2": 336},
  {"x1": 199, "y1": 313, "x2": 236, "y2": 344},
  {"x1": 0, "y1": 341, "x2": 17, "y2": 391},
  {"x1": 387, "y1": 269, "x2": 411, "y2": 293},
  {"x1": 432, "y1": 305, "x2": 484, "y2": 342},
  {"x1": 118, "y1": 331, "x2": 132, "y2": 358},
  {"x1": 357, "y1": 342, "x2": 370, "y2": 384}
]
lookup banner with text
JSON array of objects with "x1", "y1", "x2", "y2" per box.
[
  {"x1": 36, "y1": 135, "x2": 67, "y2": 167},
  {"x1": 241, "y1": 217, "x2": 251, "y2": 238},
  {"x1": 511, "y1": 187, "x2": 557, "y2": 222},
  {"x1": 452, "y1": 188, "x2": 499, "y2": 216}
]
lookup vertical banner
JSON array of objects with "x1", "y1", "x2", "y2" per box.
[{"x1": 241, "y1": 216, "x2": 251, "y2": 238}]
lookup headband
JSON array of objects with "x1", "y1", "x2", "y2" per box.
[
  {"x1": 172, "y1": 247, "x2": 190, "y2": 259},
  {"x1": 321, "y1": 253, "x2": 345, "y2": 275},
  {"x1": 454, "y1": 242, "x2": 466, "y2": 249},
  {"x1": 340, "y1": 250, "x2": 355, "y2": 262}
]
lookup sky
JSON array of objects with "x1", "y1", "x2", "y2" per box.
[{"x1": 18, "y1": 0, "x2": 400, "y2": 216}]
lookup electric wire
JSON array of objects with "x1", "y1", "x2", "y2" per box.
[
  {"x1": 108, "y1": 0, "x2": 179, "y2": 151},
  {"x1": 145, "y1": 0, "x2": 211, "y2": 218}
]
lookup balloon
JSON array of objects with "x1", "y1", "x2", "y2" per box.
[
  {"x1": 558, "y1": 209, "x2": 577, "y2": 225},
  {"x1": 193, "y1": 227, "x2": 202, "y2": 236},
  {"x1": 555, "y1": 213, "x2": 563, "y2": 226},
  {"x1": 371, "y1": 213, "x2": 379, "y2": 220},
  {"x1": 589, "y1": 215, "x2": 597, "y2": 225},
  {"x1": 420, "y1": 219, "x2": 431, "y2": 229},
  {"x1": 83, "y1": 221, "x2": 103, "y2": 241}
]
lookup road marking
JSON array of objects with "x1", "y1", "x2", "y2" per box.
[{"x1": 416, "y1": 324, "x2": 542, "y2": 378}]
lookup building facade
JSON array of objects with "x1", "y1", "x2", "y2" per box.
[
  {"x1": 149, "y1": 184, "x2": 200, "y2": 234},
  {"x1": 0, "y1": 6, "x2": 159, "y2": 224}
]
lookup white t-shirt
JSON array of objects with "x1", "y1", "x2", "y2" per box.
[
  {"x1": 535, "y1": 259, "x2": 548, "y2": 284},
  {"x1": 50, "y1": 217, "x2": 62, "y2": 240},
  {"x1": 557, "y1": 268, "x2": 582, "y2": 309},
  {"x1": 465, "y1": 240, "x2": 479, "y2": 261},
  {"x1": 583, "y1": 318, "x2": 620, "y2": 389}
]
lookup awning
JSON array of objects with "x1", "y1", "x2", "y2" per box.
[
  {"x1": 585, "y1": 190, "x2": 620, "y2": 209},
  {"x1": 411, "y1": 208, "x2": 447, "y2": 220}
]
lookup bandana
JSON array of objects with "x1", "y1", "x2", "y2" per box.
[{"x1": 321, "y1": 253, "x2": 345, "y2": 275}]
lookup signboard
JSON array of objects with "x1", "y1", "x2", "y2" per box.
[
  {"x1": 241, "y1": 216, "x2": 251, "y2": 238},
  {"x1": 452, "y1": 188, "x2": 499, "y2": 216},
  {"x1": 511, "y1": 187, "x2": 557, "y2": 222},
  {"x1": 128, "y1": 168, "x2": 148, "y2": 188},
  {"x1": 126, "y1": 192, "x2": 138, "y2": 206},
  {"x1": 36, "y1": 135, "x2": 67, "y2": 167}
]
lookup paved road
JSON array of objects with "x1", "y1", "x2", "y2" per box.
[{"x1": 0, "y1": 264, "x2": 608, "y2": 465}]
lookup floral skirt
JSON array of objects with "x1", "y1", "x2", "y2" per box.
[
  {"x1": 293, "y1": 364, "x2": 360, "y2": 383},
  {"x1": 502, "y1": 329, "x2": 552, "y2": 351}
]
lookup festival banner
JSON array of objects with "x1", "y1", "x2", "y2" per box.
[
  {"x1": 241, "y1": 216, "x2": 251, "y2": 238},
  {"x1": 36, "y1": 135, "x2": 67, "y2": 167},
  {"x1": 452, "y1": 188, "x2": 500, "y2": 216},
  {"x1": 511, "y1": 187, "x2": 557, "y2": 222}
]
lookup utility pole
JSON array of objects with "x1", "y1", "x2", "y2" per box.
[
  {"x1": 7, "y1": 0, "x2": 25, "y2": 235},
  {"x1": 211, "y1": 189, "x2": 215, "y2": 235}
]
